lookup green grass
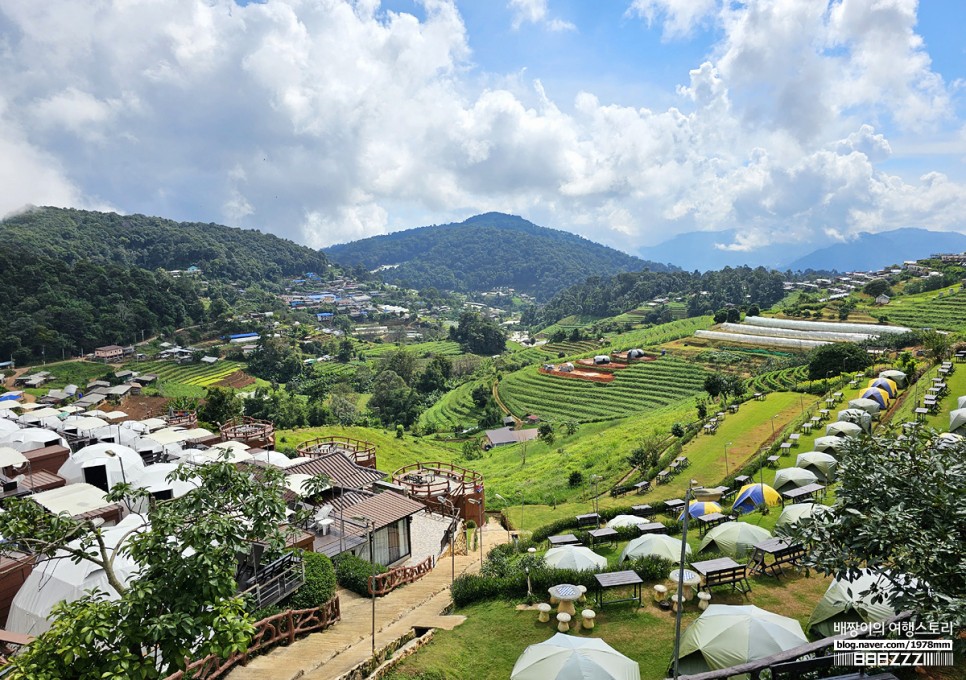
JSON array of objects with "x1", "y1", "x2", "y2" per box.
[
  {"x1": 131, "y1": 360, "x2": 246, "y2": 387},
  {"x1": 888, "y1": 363, "x2": 966, "y2": 431},
  {"x1": 601, "y1": 316, "x2": 715, "y2": 351},
  {"x1": 872, "y1": 288, "x2": 966, "y2": 331},
  {"x1": 32, "y1": 361, "x2": 113, "y2": 388},
  {"x1": 418, "y1": 380, "x2": 486, "y2": 432},
  {"x1": 361, "y1": 340, "x2": 464, "y2": 359}
]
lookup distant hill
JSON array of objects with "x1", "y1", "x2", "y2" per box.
[
  {"x1": 639, "y1": 226, "x2": 966, "y2": 272},
  {"x1": 324, "y1": 213, "x2": 673, "y2": 300},
  {"x1": 0, "y1": 207, "x2": 329, "y2": 284}
]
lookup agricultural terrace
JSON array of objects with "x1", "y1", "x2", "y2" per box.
[
  {"x1": 129, "y1": 360, "x2": 247, "y2": 398},
  {"x1": 534, "y1": 339, "x2": 601, "y2": 357},
  {"x1": 361, "y1": 340, "x2": 464, "y2": 359},
  {"x1": 418, "y1": 379, "x2": 486, "y2": 432},
  {"x1": 498, "y1": 356, "x2": 708, "y2": 423},
  {"x1": 874, "y1": 288, "x2": 966, "y2": 332},
  {"x1": 601, "y1": 316, "x2": 713, "y2": 350}
]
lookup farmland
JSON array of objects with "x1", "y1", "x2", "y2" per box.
[
  {"x1": 361, "y1": 340, "x2": 463, "y2": 359},
  {"x1": 497, "y1": 356, "x2": 708, "y2": 422},
  {"x1": 418, "y1": 379, "x2": 486, "y2": 432},
  {"x1": 129, "y1": 360, "x2": 248, "y2": 397},
  {"x1": 875, "y1": 288, "x2": 966, "y2": 331}
]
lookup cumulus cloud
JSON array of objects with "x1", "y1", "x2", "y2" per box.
[
  {"x1": 0, "y1": 0, "x2": 962, "y2": 254},
  {"x1": 507, "y1": 0, "x2": 575, "y2": 32}
]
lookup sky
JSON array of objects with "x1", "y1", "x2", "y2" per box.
[{"x1": 1, "y1": 0, "x2": 964, "y2": 255}]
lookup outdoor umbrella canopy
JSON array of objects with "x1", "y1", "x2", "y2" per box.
[
  {"x1": 848, "y1": 398, "x2": 881, "y2": 416},
  {"x1": 678, "y1": 500, "x2": 722, "y2": 521},
  {"x1": 813, "y1": 436, "x2": 846, "y2": 454},
  {"x1": 698, "y1": 522, "x2": 771, "y2": 559},
  {"x1": 543, "y1": 546, "x2": 608, "y2": 572},
  {"x1": 775, "y1": 503, "x2": 829, "y2": 532},
  {"x1": 950, "y1": 408, "x2": 966, "y2": 434},
  {"x1": 808, "y1": 569, "x2": 897, "y2": 638},
  {"x1": 511, "y1": 633, "x2": 640, "y2": 680},
  {"x1": 606, "y1": 514, "x2": 654, "y2": 529},
  {"x1": 795, "y1": 452, "x2": 838, "y2": 482},
  {"x1": 677, "y1": 604, "x2": 808, "y2": 674},
  {"x1": 837, "y1": 409, "x2": 872, "y2": 432},
  {"x1": 826, "y1": 421, "x2": 863, "y2": 438},
  {"x1": 620, "y1": 534, "x2": 691, "y2": 564},
  {"x1": 867, "y1": 378, "x2": 898, "y2": 398},
  {"x1": 878, "y1": 370, "x2": 907, "y2": 388},
  {"x1": 773, "y1": 467, "x2": 818, "y2": 494},
  {"x1": 860, "y1": 387, "x2": 890, "y2": 409},
  {"x1": 732, "y1": 483, "x2": 781, "y2": 514},
  {"x1": 958, "y1": 396, "x2": 966, "y2": 410}
]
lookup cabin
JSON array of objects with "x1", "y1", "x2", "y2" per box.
[{"x1": 94, "y1": 345, "x2": 125, "y2": 362}]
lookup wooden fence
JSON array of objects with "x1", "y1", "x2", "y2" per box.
[
  {"x1": 163, "y1": 597, "x2": 341, "y2": 680},
  {"x1": 367, "y1": 556, "x2": 435, "y2": 596}
]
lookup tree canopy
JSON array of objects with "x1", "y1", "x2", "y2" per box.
[
  {"x1": 450, "y1": 311, "x2": 506, "y2": 355},
  {"x1": 807, "y1": 342, "x2": 871, "y2": 380}
]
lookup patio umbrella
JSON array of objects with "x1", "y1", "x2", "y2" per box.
[
  {"x1": 795, "y1": 451, "x2": 838, "y2": 482},
  {"x1": 837, "y1": 409, "x2": 872, "y2": 432},
  {"x1": 697, "y1": 522, "x2": 771, "y2": 559},
  {"x1": 958, "y1": 396, "x2": 966, "y2": 410},
  {"x1": 606, "y1": 514, "x2": 653, "y2": 529},
  {"x1": 847, "y1": 398, "x2": 881, "y2": 416},
  {"x1": 677, "y1": 604, "x2": 808, "y2": 674},
  {"x1": 732, "y1": 483, "x2": 781, "y2": 514},
  {"x1": 867, "y1": 378, "x2": 897, "y2": 398},
  {"x1": 808, "y1": 569, "x2": 897, "y2": 638},
  {"x1": 543, "y1": 546, "x2": 607, "y2": 572},
  {"x1": 878, "y1": 370, "x2": 907, "y2": 388},
  {"x1": 678, "y1": 501, "x2": 722, "y2": 521},
  {"x1": 950, "y1": 408, "x2": 966, "y2": 434},
  {"x1": 512, "y1": 633, "x2": 640, "y2": 680},
  {"x1": 826, "y1": 421, "x2": 862, "y2": 438},
  {"x1": 0, "y1": 419, "x2": 19, "y2": 435},
  {"x1": 775, "y1": 503, "x2": 829, "y2": 533},
  {"x1": 773, "y1": 467, "x2": 818, "y2": 494},
  {"x1": 813, "y1": 436, "x2": 846, "y2": 454},
  {"x1": 620, "y1": 534, "x2": 691, "y2": 564},
  {"x1": 860, "y1": 387, "x2": 890, "y2": 409}
]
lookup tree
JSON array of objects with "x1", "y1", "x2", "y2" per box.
[
  {"x1": 791, "y1": 430, "x2": 966, "y2": 628},
  {"x1": 671, "y1": 422, "x2": 685, "y2": 438},
  {"x1": 368, "y1": 370, "x2": 420, "y2": 427},
  {"x1": 0, "y1": 457, "x2": 313, "y2": 678},
  {"x1": 336, "y1": 339, "x2": 353, "y2": 363},
  {"x1": 537, "y1": 422, "x2": 555, "y2": 445},
  {"x1": 416, "y1": 355, "x2": 452, "y2": 394},
  {"x1": 746, "y1": 304, "x2": 760, "y2": 317},
  {"x1": 726, "y1": 307, "x2": 740, "y2": 323},
  {"x1": 461, "y1": 439, "x2": 482, "y2": 461},
  {"x1": 862, "y1": 278, "x2": 892, "y2": 298},
  {"x1": 247, "y1": 336, "x2": 302, "y2": 384},
  {"x1": 920, "y1": 330, "x2": 952, "y2": 362},
  {"x1": 451, "y1": 311, "x2": 506, "y2": 355},
  {"x1": 703, "y1": 373, "x2": 728, "y2": 399},
  {"x1": 807, "y1": 342, "x2": 871, "y2": 380},
  {"x1": 330, "y1": 393, "x2": 358, "y2": 426},
  {"x1": 378, "y1": 348, "x2": 419, "y2": 385},
  {"x1": 713, "y1": 309, "x2": 728, "y2": 324},
  {"x1": 560, "y1": 420, "x2": 579, "y2": 436},
  {"x1": 627, "y1": 432, "x2": 663, "y2": 471},
  {"x1": 470, "y1": 384, "x2": 490, "y2": 408},
  {"x1": 198, "y1": 386, "x2": 242, "y2": 425}
]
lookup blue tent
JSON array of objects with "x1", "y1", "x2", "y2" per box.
[
  {"x1": 678, "y1": 501, "x2": 723, "y2": 521},
  {"x1": 732, "y1": 484, "x2": 782, "y2": 515}
]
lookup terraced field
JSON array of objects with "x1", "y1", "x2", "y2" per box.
[
  {"x1": 312, "y1": 361, "x2": 359, "y2": 379},
  {"x1": 362, "y1": 340, "x2": 464, "y2": 358},
  {"x1": 602, "y1": 316, "x2": 713, "y2": 350},
  {"x1": 133, "y1": 360, "x2": 246, "y2": 387},
  {"x1": 536, "y1": 340, "x2": 601, "y2": 357},
  {"x1": 418, "y1": 380, "x2": 486, "y2": 432},
  {"x1": 876, "y1": 289, "x2": 966, "y2": 331},
  {"x1": 746, "y1": 365, "x2": 810, "y2": 394},
  {"x1": 497, "y1": 356, "x2": 708, "y2": 422}
]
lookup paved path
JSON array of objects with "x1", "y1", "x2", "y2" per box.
[{"x1": 228, "y1": 518, "x2": 507, "y2": 680}]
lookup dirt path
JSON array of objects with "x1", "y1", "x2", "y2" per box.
[{"x1": 491, "y1": 381, "x2": 521, "y2": 427}]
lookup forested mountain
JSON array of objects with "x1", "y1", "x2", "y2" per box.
[
  {"x1": 525, "y1": 266, "x2": 787, "y2": 328},
  {"x1": 0, "y1": 245, "x2": 203, "y2": 363},
  {"x1": 324, "y1": 213, "x2": 674, "y2": 300},
  {"x1": 0, "y1": 207, "x2": 329, "y2": 284}
]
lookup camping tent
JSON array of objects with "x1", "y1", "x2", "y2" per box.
[
  {"x1": 860, "y1": 387, "x2": 890, "y2": 409},
  {"x1": 773, "y1": 467, "x2": 819, "y2": 494},
  {"x1": 128, "y1": 462, "x2": 199, "y2": 507},
  {"x1": 837, "y1": 409, "x2": 872, "y2": 432},
  {"x1": 593, "y1": 355, "x2": 611, "y2": 365},
  {"x1": 619, "y1": 534, "x2": 691, "y2": 564},
  {"x1": 808, "y1": 570, "x2": 897, "y2": 638},
  {"x1": 775, "y1": 503, "x2": 828, "y2": 533},
  {"x1": 678, "y1": 501, "x2": 722, "y2": 521},
  {"x1": 957, "y1": 395, "x2": 966, "y2": 410},
  {"x1": 627, "y1": 349, "x2": 646, "y2": 359},
  {"x1": 543, "y1": 546, "x2": 607, "y2": 572},
  {"x1": 732, "y1": 484, "x2": 781, "y2": 514},
  {"x1": 813, "y1": 436, "x2": 846, "y2": 454},
  {"x1": 878, "y1": 370, "x2": 907, "y2": 388},
  {"x1": 0, "y1": 427, "x2": 69, "y2": 451},
  {"x1": 677, "y1": 605, "x2": 808, "y2": 674},
  {"x1": 511, "y1": 633, "x2": 640, "y2": 680},
  {"x1": 795, "y1": 452, "x2": 838, "y2": 482},
  {"x1": 606, "y1": 515, "x2": 654, "y2": 530},
  {"x1": 6, "y1": 515, "x2": 145, "y2": 635},
  {"x1": 698, "y1": 523, "x2": 771, "y2": 559},
  {"x1": 949, "y1": 408, "x2": 966, "y2": 434},
  {"x1": 867, "y1": 378, "x2": 898, "y2": 398},
  {"x1": 826, "y1": 421, "x2": 863, "y2": 438},
  {"x1": 848, "y1": 398, "x2": 881, "y2": 416}
]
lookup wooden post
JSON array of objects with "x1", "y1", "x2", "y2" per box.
[{"x1": 287, "y1": 610, "x2": 295, "y2": 644}]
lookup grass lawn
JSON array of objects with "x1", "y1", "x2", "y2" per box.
[
  {"x1": 386, "y1": 570, "x2": 832, "y2": 680},
  {"x1": 887, "y1": 363, "x2": 965, "y2": 432},
  {"x1": 35, "y1": 360, "x2": 113, "y2": 388}
]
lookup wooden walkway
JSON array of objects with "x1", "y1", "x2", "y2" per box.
[{"x1": 228, "y1": 520, "x2": 506, "y2": 680}]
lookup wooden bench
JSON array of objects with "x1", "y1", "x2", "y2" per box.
[
  {"x1": 692, "y1": 558, "x2": 752, "y2": 595},
  {"x1": 749, "y1": 538, "x2": 806, "y2": 578}
]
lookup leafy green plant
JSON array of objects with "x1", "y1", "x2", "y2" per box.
[{"x1": 333, "y1": 553, "x2": 387, "y2": 597}]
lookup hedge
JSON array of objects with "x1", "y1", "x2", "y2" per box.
[
  {"x1": 284, "y1": 552, "x2": 337, "y2": 610},
  {"x1": 333, "y1": 553, "x2": 387, "y2": 597}
]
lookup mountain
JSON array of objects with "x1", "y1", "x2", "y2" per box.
[
  {"x1": 0, "y1": 207, "x2": 329, "y2": 284},
  {"x1": 782, "y1": 228, "x2": 966, "y2": 272},
  {"x1": 637, "y1": 229, "x2": 813, "y2": 272},
  {"x1": 324, "y1": 212, "x2": 673, "y2": 300}
]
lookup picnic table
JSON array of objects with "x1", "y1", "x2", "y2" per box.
[
  {"x1": 657, "y1": 470, "x2": 671, "y2": 484},
  {"x1": 832, "y1": 392, "x2": 843, "y2": 401},
  {"x1": 779, "y1": 442, "x2": 792, "y2": 456},
  {"x1": 696, "y1": 512, "x2": 730, "y2": 536},
  {"x1": 594, "y1": 570, "x2": 643, "y2": 607},
  {"x1": 631, "y1": 504, "x2": 654, "y2": 517},
  {"x1": 547, "y1": 534, "x2": 580, "y2": 548},
  {"x1": 702, "y1": 423, "x2": 717, "y2": 434},
  {"x1": 632, "y1": 480, "x2": 651, "y2": 494},
  {"x1": 788, "y1": 433, "x2": 800, "y2": 445},
  {"x1": 749, "y1": 537, "x2": 806, "y2": 578},
  {"x1": 733, "y1": 475, "x2": 750, "y2": 488},
  {"x1": 587, "y1": 527, "x2": 619, "y2": 548},
  {"x1": 674, "y1": 456, "x2": 690, "y2": 468},
  {"x1": 914, "y1": 407, "x2": 930, "y2": 421},
  {"x1": 818, "y1": 409, "x2": 830, "y2": 420},
  {"x1": 801, "y1": 422, "x2": 813, "y2": 434},
  {"x1": 728, "y1": 404, "x2": 740, "y2": 413},
  {"x1": 810, "y1": 416, "x2": 821, "y2": 426},
  {"x1": 766, "y1": 455, "x2": 780, "y2": 468},
  {"x1": 825, "y1": 398, "x2": 836, "y2": 408},
  {"x1": 782, "y1": 483, "x2": 826, "y2": 504},
  {"x1": 848, "y1": 379, "x2": 858, "y2": 387},
  {"x1": 636, "y1": 522, "x2": 668, "y2": 535},
  {"x1": 691, "y1": 557, "x2": 751, "y2": 594},
  {"x1": 754, "y1": 392, "x2": 764, "y2": 401},
  {"x1": 663, "y1": 498, "x2": 686, "y2": 513},
  {"x1": 575, "y1": 513, "x2": 600, "y2": 529},
  {"x1": 716, "y1": 412, "x2": 726, "y2": 420}
]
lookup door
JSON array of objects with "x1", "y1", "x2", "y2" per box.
[{"x1": 387, "y1": 522, "x2": 401, "y2": 563}]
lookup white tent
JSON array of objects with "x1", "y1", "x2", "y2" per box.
[
  {"x1": 1, "y1": 428, "x2": 69, "y2": 451},
  {"x1": 950, "y1": 408, "x2": 966, "y2": 434},
  {"x1": 127, "y1": 463, "x2": 199, "y2": 511},
  {"x1": 958, "y1": 396, "x2": 966, "y2": 410},
  {"x1": 826, "y1": 421, "x2": 862, "y2": 438},
  {"x1": 775, "y1": 503, "x2": 829, "y2": 533},
  {"x1": 847, "y1": 398, "x2": 881, "y2": 416},
  {"x1": 250, "y1": 450, "x2": 295, "y2": 468},
  {"x1": 606, "y1": 515, "x2": 653, "y2": 530},
  {"x1": 813, "y1": 436, "x2": 846, "y2": 454},
  {"x1": 543, "y1": 546, "x2": 607, "y2": 572},
  {"x1": 0, "y1": 420, "x2": 19, "y2": 435},
  {"x1": 878, "y1": 370, "x2": 907, "y2": 388},
  {"x1": 511, "y1": 633, "x2": 640, "y2": 680},
  {"x1": 58, "y1": 415, "x2": 108, "y2": 435},
  {"x1": 58, "y1": 443, "x2": 146, "y2": 490},
  {"x1": 6, "y1": 515, "x2": 145, "y2": 635}
]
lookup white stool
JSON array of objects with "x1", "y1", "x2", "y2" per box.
[
  {"x1": 671, "y1": 593, "x2": 684, "y2": 613},
  {"x1": 537, "y1": 603, "x2": 552, "y2": 623},
  {"x1": 581, "y1": 609, "x2": 596, "y2": 630},
  {"x1": 557, "y1": 612, "x2": 572, "y2": 633},
  {"x1": 653, "y1": 584, "x2": 668, "y2": 602},
  {"x1": 697, "y1": 591, "x2": 711, "y2": 610},
  {"x1": 577, "y1": 585, "x2": 587, "y2": 603}
]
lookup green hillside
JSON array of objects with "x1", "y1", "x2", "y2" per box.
[
  {"x1": 324, "y1": 212, "x2": 672, "y2": 300},
  {"x1": 874, "y1": 288, "x2": 966, "y2": 331}
]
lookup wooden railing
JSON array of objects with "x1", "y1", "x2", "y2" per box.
[
  {"x1": 367, "y1": 556, "x2": 435, "y2": 596},
  {"x1": 163, "y1": 597, "x2": 341, "y2": 680},
  {"x1": 296, "y1": 436, "x2": 377, "y2": 468}
]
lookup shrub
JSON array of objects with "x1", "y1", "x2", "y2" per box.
[
  {"x1": 626, "y1": 555, "x2": 676, "y2": 581},
  {"x1": 333, "y1": 553, "x2": 387, "y2": 597},
  {"x1": 568, "y1": 471, "x2": 584, "y2": 487},
  {"x1": 284, "y1": 552, "x2": 337, "y2": 610}
]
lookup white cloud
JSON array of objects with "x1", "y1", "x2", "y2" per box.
[
  {"x1": 507, "y1": 0, "x2": 575, "y2": 32},
  {"x1": 626, "y1": 0, "x2": 716, "y2": 39}
]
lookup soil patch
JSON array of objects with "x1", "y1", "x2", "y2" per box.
[
  {"x1": 121, "y1": 395, "x2": 171, "y2": 420},
  {"x1": 216, "y1": 370, "x2": 256, "y2": 389}
]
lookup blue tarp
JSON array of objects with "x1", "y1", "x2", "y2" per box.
[{"x1": 228, "y1": 332, "x2": 260, "y2": 340}]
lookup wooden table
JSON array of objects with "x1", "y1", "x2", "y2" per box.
[
  {"x1": 818, "y1": 409, "x2": 830, "y2": 420},
  {"x1": 587, "y1": 527, "x2": 619, "y2": 548},
  {"x1": 663, "y1": 499, "x2": 686, "y2": 513},
  {"x1": 696, "y1": 512, "x2": 730, "y2": 536},
  {"x1": 832, "y1": 392, "x2": 843, "y2": 401},
  {"x1": 632, "y1": 481, "x2": 651, "y2": 494},
  {"x1": 631, "y1": 504, "x2": 654, "y2": 517},
  {"x1": 657, "y1": 470, "x2": 671, "y2": 484},
  {"x1": 728, "y1": 404, "x2": 739, "y2": 413},
  {"x1": 779, "y1": 443, "x2": 792, "y2": 455},
  {"x1": 754, "y1": 392, "x2": 764, "y2": 401},
  {"x1": 547, "y1": 534, "x2": 580, "y2": 548},
  {"x1": 575, "y1": 513, "x2": 600, "y2": 529},
  {"x1": 801, "y1": 422, "x2": 813, "y2": 434},
  {"x1": 594, "y1": 570, "x2": 643, "y2": 607},
  {"x1": 749, "y1": 537, "x2": 806, "y2": 578},
  {"x1": 767, "y1": 455, "x2": 780, "y2": 468},
  {"x1": 914, "y1": 407, "x2": 929, "y2": 421},
  {"x1": 788, "y1": 433, "x2": 800, "y2": 445},
  {"x1": 636, "y1": 522, "x2": 668, "y2": 535},
  {"x1": 733, "y1": 475, "x2": 750, "y2": 487},
  {"x1": 810, "y1": 416, "x2": 821, "y2": 425},
  {"x1": 691, "y1": 557, "x2": 751, "y2": 594},
  {"x1": 782, "y1": 483, "x2": 826, "y2": 504},
  {"x1": 674, "y1": 456, "x2": 690, "y2": 468}
]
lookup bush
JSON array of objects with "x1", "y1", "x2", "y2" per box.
[
  {"x1": 284, "y1": 552, "x2": 337, "y2": 610},
  {"x1": 333, "y1": 553, "x2": 387, "y2": 597},
  {"x1": 568, "y1": 471, "x2": 584, "y2": 488}
]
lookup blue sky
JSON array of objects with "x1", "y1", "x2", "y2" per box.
[{"x1": 1, "y1": 0, "x2": 964, "y2": 255}]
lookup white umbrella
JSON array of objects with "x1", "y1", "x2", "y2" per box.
[
  {"x1": 209, "y1": 440, "x2": 250, "y2": 453},
  {"x1": 949, "y1": 408, "x2": 966, "y2": 434},
  {"x1": 606, "y1": 515, "x2": 652, "y2": 530},
  {"x1": 808, "y1": 569, "x2": 898, "y2": 638},
  {"x1": 543, "y1": 546, "x2": 607, "y2": 572},
  {"x1": 512, "y1": 633, "x2": 640, "y2": 680},
  {"x1": 620, "y1": 534, "x2": 691, "y2": 564},
  {"x1": 773, "y1": 467, "x2": 818, "y2": 494}
]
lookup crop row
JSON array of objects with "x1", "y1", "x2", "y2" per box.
[
  {"x1": 419, "y1": 380, "x2": 484, "y2": 431},
  {"x1": 362, "y1": 340, "x2": 464, "y2": 359},
  {"x1": 538, "y1": 340, "x2": 601, "y2": 356},
  {"x1": 135, "y1": 361, "x2": 245, "y2": 386},
  {"x1": 602, "y1": 316, "x2": 713, "y2": 351},
  {"x1": 882, "y1": 292, "x2": 966, "y2": 332},
  {"x1": 746, "y1": 365, "x2": 809, "y2": 394}
]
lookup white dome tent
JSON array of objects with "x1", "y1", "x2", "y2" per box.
[{"x1": 58, "y1": 443, "x2": 146, "y2": 492}]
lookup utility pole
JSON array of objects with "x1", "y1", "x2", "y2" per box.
[{"x1": 672, "y1": 479, "x2": 696, "y2": 680}]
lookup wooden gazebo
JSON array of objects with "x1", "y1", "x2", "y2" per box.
[
  {"x1": 220, "y1": 416, "x2": 275, "y2": 450},
  {"x1": 391, "y1": 461, "x2": 484, "y2": 526},
  {"x1": 296, "y1": 436, "x2": 377, "y2": 469}
]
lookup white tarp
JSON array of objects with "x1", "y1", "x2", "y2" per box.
[{"x1": 31, "y1": 483, "x2": 115, "y2": 517}]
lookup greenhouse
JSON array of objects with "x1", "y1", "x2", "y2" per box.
[
  {"x1": 694, "y1": 330, "x2": 828, "y2": 350},
  {"x1": 740, "y1": 317, "x2": 911, "y2": 335}
]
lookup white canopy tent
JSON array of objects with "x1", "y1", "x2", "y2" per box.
[
  {"x1": 31, "y1": 483, "x2": 116, "y2": 518},
  {"x1": 1, "y1": 428, "x2": 69, "y2": 451}
]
